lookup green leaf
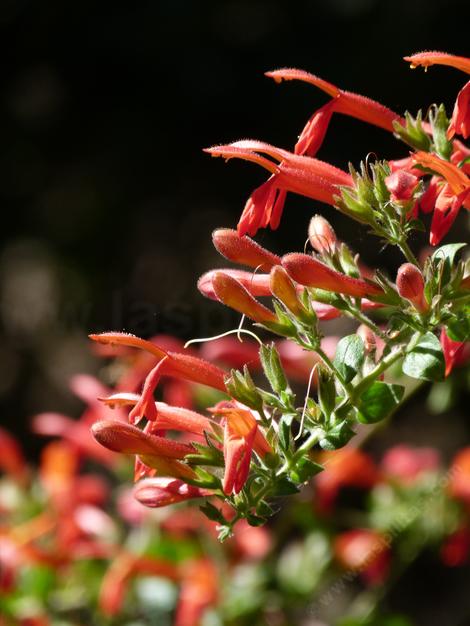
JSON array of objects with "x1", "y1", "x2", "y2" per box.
[
  {"x1": 333, "y1": 334, "x2": 365, "y2": 383},
  {"x1": 319, "y1": 420, "x2": 354, "y2": 450},
  {"x1": 431, "y1": 243, "x2": 466, "y2": 265},
  {"x1": 199, "y1": 502, "x2": 226, "y2": 524},
  {"x1": 402, "y1": 332, "x2": 445, "y2": 381},
  {"x1": 445, "y1": 309, "x2": 470, "y2": 342},
  {"x1": 271, "y1": 476, "x2": 300, "y2": 496},
  {"x1": 289, "y1": 457, "x2": 323, "y2": 483},
  {"x1": 358, "y1": 382, "x2": 405, "y2": 423},
  {"x1": 430, "y1": 104, "x2": 452, "y2": 160}
]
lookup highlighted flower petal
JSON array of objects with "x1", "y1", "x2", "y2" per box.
[{"x1": 198, "y1": 269, "x2": 271, "y2": 300}]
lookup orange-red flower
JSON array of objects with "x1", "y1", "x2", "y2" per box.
[
  {"x1": 205, "y1": 140, "x2": 352, "y2": 236},
  {"x1": 133, "y1": 477, "x2": 212, "y2": 507},
  {"x1": 212, "y1": 228, "x2": 281, "y2": 270},
  {"x1": 448, "y1": 80, "x2": 470, "y2": 140},
  {"x1": 412, "y1": 151, "x2": 470, "y2": 245},
  {"x1": 210, "y1": 401, "x2": 271, "y2": 495},
  {"x1": 440, "y1": 329, "x2": 470, "y2": 377},
  {"x1": 265, "y1": 68, "x2": 402, "y2": 154},
  {"x1": 209, "y1": 271, "x2": 277, "y2": 324},
  {"x1": 282, "y1": 252, "x2": 383, "y2": 298},
  {"x1": 404, "y1": 51, "x2": 470, "y2": 75}
]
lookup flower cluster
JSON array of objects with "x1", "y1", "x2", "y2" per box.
[{"x1": 82, "y1": 52, "x2": 470, "y2": 540}]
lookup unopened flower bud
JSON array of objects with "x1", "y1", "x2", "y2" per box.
[
  {"x1": 212, "y1": 272, "x2": 277, "y2": 324},
  {"x1": 396, "y1": 263, "x2": 428, "y2": 312},
  {"x1": 212, "y1": 228, "x2": 281, "y2": 270},
  {"x1": 308, "y1": 215, "x2": 338, "y2": 253},
  {"x1": 385, "y1": 170, "x2": 420, "y2": 203},
  {"x1": 356, "y1": 324, "x2": 376, "y2": 353},
  {"x1": 269, "y1": 265, "x2": 304, "y2": 317}
]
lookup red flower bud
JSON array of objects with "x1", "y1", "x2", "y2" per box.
[
  {"x1": 133, "y1": 477, "x2": 211, "y2": 508},
  {"x1": 269, "y1": 265, "x2": 304, "y2": 316},
  {"x1": 198, "y1": 269, "x2": 271, "y2": 300},
  {"x1": 212, "y1": 228, "x2": 281, "y2": 270},
  {"x1": 385, "y1": 170, "x2": 420, "y2": 203},
  {"x1": 211, "y1": 271, "x2": 277, "y2": 324},
  {"x1": 282, "y1": 253, "x2": 383, "y2": 298},
  {"x1": 396, "y1": 263, "x2": 427, "y2": 312},
  {"x1": 308, "y1": 215, "x2": 338, "y2": 253},
  {"x1": 448, "y1": 80, "x2": 470, "y2": 140},
  {"x1": 91, "y1": 420, "x2": 194, "y2": 459}
]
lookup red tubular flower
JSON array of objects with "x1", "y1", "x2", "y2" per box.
[
  {"x1": 282, "y1": 252, "x2": 383, "y2": 297},
  {"x1": 133, "y1": 477, "x2": 211, "y2": 507},
  {"x1": 212, "y1": 228, "x2": 281, "y2": 269},
  {"x1": 404, "y1": 51, "x2": 470, "y2": 75},
  {"x1": 334, "y1": 529, "x2": 391, "y2": 586},
  {"x1": 101, "y1": 393, "x2": 216, "y2": 437},
  {"x1": 308, "y1": 215, "x2": 338, "y2": 253},
  {"x1": 448, "y1": 80, "x2": 470, "y2": 139},
  {"x1": 210, "y1": 271, "x2": 277, "y2": 323},
  {"x1": 440, "y1": 328, "x2": 470, "y2": 377},
  {"x1": 198, "y1": 268, "x2": 271, "y2": 300},
  {"x1": 205, "y1": 140, "x2": 352, "y2": 236},
  {"x1": 266, "y1": 68, "x2": 402, "y2": 134},
  {"x1": 412, "y1": 151, "x2": 470, "y2": 244},
  {"x1": 395, "y1": 263, "x2": 428, "y2": 312},
  {"x1": 91, "y1": 420, "x2": 194, "y2": 459},
  {"x1": 89, "y1": 332, "x2": 227, "y2": 394},
  {"x1": 210, "y1": 402, "x2": 271, "y2": 495}
]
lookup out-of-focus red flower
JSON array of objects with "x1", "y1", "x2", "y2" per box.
[
  {"x1": 231, "y1": 519, "x2": 272, "y2": 561},
  {"x1": 381, "y1": 445, "x2": 440, "y2": 484},
  {"x1": 175, "y1": 559, "x2": 218, "y2": 626},
  {"x1": 315, "y1": 448, "x2": 379, "y2": 513},
  {"x1": 99, "y1": 552, "x2": 179, "y2": 616},
  {"x1": 334, "y1": 529, "x2": 391, "y2": 586},
  {"x1": 441, "y1": 527, "x2": 470, "y2": 567},
  {"x1": 0, "y1": 427, "x2": 28, "y2": 483},
  {"x1": 449, "y1": 448, "x2": 470, "y2": 505}
]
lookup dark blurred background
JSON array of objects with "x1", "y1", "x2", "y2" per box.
[{"x1": 0, "y1": 0, "x2": 469, "y2": 454}]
